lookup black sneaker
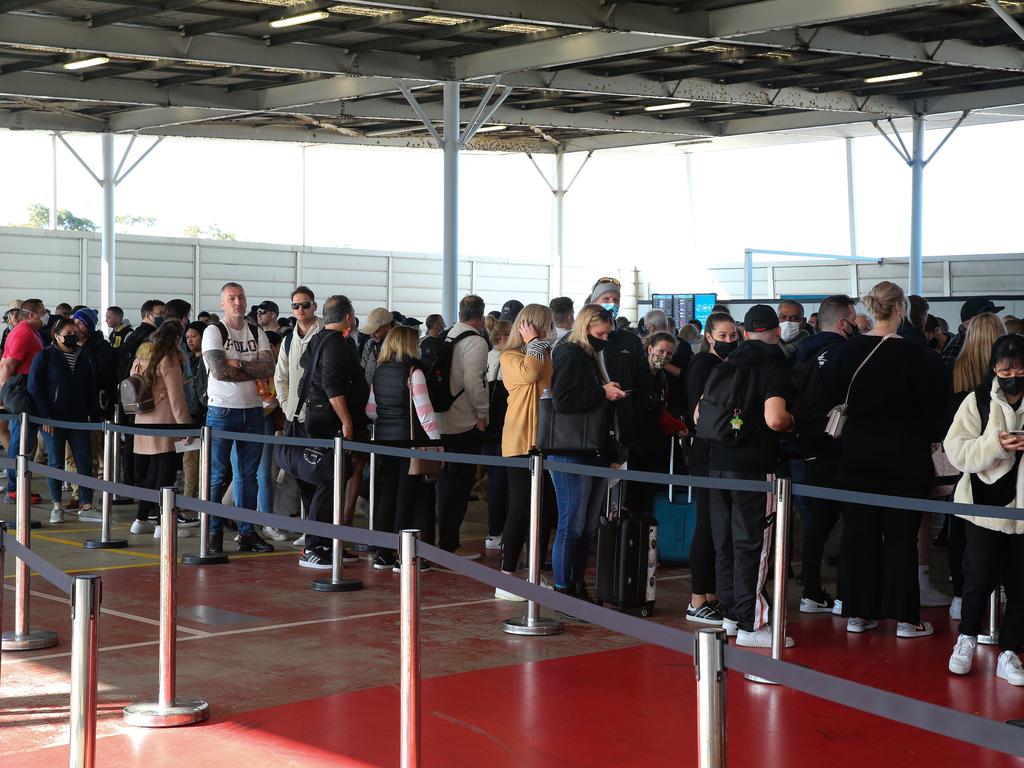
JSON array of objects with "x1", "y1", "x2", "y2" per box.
[
  {"x1": 686, "y1": 602, "x2": 724, "y2": 625},
  {"x1": 298, "y1": 548, "x2": 333, "y2": 570},
  {"x1": 392, "y1": 559, "x2": 433, "y2": 573},
  {"x1": 208, "y1": 528, "x2": 224, "y2": 555},
  {"x1": 372, "y1": 553, "x2": 397, "y2": 570},
  {"x1": 237, "y1": 531, "x2": 275, "y2": 553},
  {"x1": 575, "y1": 583, "x2": 595, "y2": 604},
  {"x1": 553, "y1": 585, "x2": 589, "y2": 624},
  {"x1": 341, "y1": 549, "x2": 359, "y2": 564}
]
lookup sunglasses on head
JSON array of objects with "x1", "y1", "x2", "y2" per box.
[
  {"x1": 291, "y1": 301, "x2": 313, "y2": 310},
  {"x1": 595, "y1": 277, "x2": 621, "y2": 287}
]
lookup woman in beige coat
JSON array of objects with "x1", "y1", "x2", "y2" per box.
[
  {"x1": 944, "y1": 332, "x2": 1024, "y2": 687},
  {"x1": 129, "y1": 321, "x2": 193, "y2": 537}
]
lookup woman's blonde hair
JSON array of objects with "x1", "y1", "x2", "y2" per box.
[
  {"x1": 953, "y1": 313, "x2": 1007, "y2": 393},
  {"x1": 862, "y1": 280, "x2": 907, "y2": 323},
  {"x1": 567, "y1": 304, "x2": 614, "y2": 356},
  {"x1": 489, "y1": 320, "x2": 512, "y2": 348},
  {"x1": 506, "y1": 304, "x2": 553, "y2": 350},
  {"x1": 377, "y1": 325, "x2": 420, "y2": 365}
]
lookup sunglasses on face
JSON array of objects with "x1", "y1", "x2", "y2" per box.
[
  {"x1": 256, "y1": 309, "x2": 273, "y2": 315},
  {"x1": 291, "y1": 301, "x2": 313, "y2": 310}
]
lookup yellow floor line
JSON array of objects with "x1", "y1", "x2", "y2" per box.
[{"x1": 29, "y1": 532, "x2": 161, "y2": 560}]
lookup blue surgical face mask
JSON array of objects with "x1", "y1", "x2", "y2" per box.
[
  {"x1": 153, "y1": 316, "x2": 164, "y2": 327},
  {"x1": 601, "y1": 303, "x2": 619, "y2": 320}
]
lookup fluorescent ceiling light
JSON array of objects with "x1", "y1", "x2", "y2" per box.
[
  {"x1": 63, "y1": 56, "x2": 110, "y2": 70},
  {"x1": 475, "y1": 125, "x2": 506, "y2": 133},
  {"x1": 644, "y1": 101, "x2": 691, "y2": 112},
  {"x1": 269, "y1": 10, "x2": 330, "y2": 28},
  {"x1": 863, "y1": 70, "x2": 923, "y2": 84}
]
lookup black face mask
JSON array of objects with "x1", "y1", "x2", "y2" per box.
[
  {"x1": 60, "y1": 333, "x2": 79, "y2": 348},
  {"x1": 997, "y1": 375, "x2": 1024, "y2": 397},
  {"x1": 713, "y1": 340, "x2": 738, "y2": 359},
  {"x1": 844, "y1": 321, "x2": 859, "y2": 338},
  {"x1": 588, "y1": 334, "x2": 608, "y2": 352}
]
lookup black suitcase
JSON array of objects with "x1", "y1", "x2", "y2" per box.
[{"x1": 595, "y1": 478, "x2": 657, "y2": 617}]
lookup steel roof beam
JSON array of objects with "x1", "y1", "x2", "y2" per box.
[
  {"x1": 89, "y1": 0, "x2": 208, "y2": 28},
  {"x1": 264, "y1": 10, "x2": 428, "y2": 46},
  {"x1": 738, "y1": 25, "x2": 1024, "y2": 73}
]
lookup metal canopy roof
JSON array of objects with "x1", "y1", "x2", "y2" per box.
[{"x1": 1, "y1": 0, "x2": 1024, "y2": 152}]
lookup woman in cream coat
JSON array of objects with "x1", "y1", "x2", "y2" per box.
[{"x1": 944, "y1": 333, "x2": 1024, "y2": 687}]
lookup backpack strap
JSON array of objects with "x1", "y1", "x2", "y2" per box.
[
  {"x1": 293, "y1": 333, "x2": 329, "y2": 419},
  {"x1": 215, "y1": 321, "x2": 261, "y2": 348},
  {"x1": 283, "y1": 329, "x2": 294, "y2": 356},
  {"x1": 975, "y1": 382, "x2": 992, "y2": 432}
]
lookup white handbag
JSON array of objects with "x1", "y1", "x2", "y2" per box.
[{"x1": 825, "y1": 334, "x2": 896, "y2": 439}]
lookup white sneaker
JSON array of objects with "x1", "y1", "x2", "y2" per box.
[
  {"x1": 262, "y1": 526, "x2": 288, "y2": 542},
  {"x1": 355, "y1": 497, "x2": 369, "y2": 517},
  {"x1": 153, "y1": 525, "x2": 190, "y2": 539},
  {"x1": 920, "y1": 583, "x2": 952, "y2": 608},
  {"x1": 130, "y1": 519, "x2": 155, "y2": 535},
  {"x1": 485, "y1": 536, "x2": 502, "y2": 550},
  {"x1": 949, "y1": 596, "x2": 962, "y2": 621},
  {"x1": 292, "y1": 534, "x2": 306, "y2": 547},
  {"x1": 736, "y1": 625, "x2": 795, "y2": 649},
  {"x1": 495, "y1": 586, "x2": 526, "y2": 602},
  {"x1": 49, "y1": 504, "x2": 64, "y2": 524},
  {"x1": 948, "y1": 634, "x2": 977, "y2": 675},
  {"x1": 455, "y1": 547, "x2": 481, "y2": 561},
  {"x1": 78, "y1": 507, "x2": 102, "y2": 523},
  {"x1": 832, "y1": 598, "x2": 843, "y2": 616},
  {"x1": 896, "y1": 620, "x2": 934, "y2": 638},
  {"x1": 799, "y1": 595, "x2": 834, "y2": 614},
  {"x1": 996, "y1": 651, "x2": 1024, "y2": 686},
  {"x1": 722, "y1": 618, "x2": 738, "y2": 637},
  {"x1": 847, "y1": 618, "x2": 879, "y2": 633}
]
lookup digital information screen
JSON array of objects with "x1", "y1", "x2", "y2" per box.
[{"x1": 651, "y1": 293, "x2": 717, "y2": 328}]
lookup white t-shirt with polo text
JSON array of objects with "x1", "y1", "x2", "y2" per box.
[{"x1": 202, "y1": 322, "x2": 271, "y2": 409}]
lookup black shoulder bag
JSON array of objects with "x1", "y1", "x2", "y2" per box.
[{"x1": 275, "y1": 336, "x2": 334, "y2": 486}]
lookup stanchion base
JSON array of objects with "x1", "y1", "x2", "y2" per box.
[
  {"x1": 123, "y1": 699, "x2": 209, "y2": 727},
  {"x1": 2, "y1": 628, "x2": 59, "y2": 650},
  {"x1": 978, "y1": 633, "x2": 1000, "y2": 646},
  {"x1": 743, "y1": 674, "x2": 779, "y2": 685},
  {"x1": 1, "y1": 520, "x2": 41, "y2": 529},
  {"x1": 180, "y1": 553, "x2": 230, "y2": 566},
  {"x1": 502, "y1": 616, "x2": 564, "y2": 636},
  {"x1": 311, "y1": 577, "x2": 363, "y2": 592},
  {"x1": 1006, "y1": 719, "x2": 1024, "y2": 728},
  {"x1": 83, "y1": 538, "x2": 128, "y2": 549}
]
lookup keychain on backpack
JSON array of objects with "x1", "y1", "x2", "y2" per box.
[{"x1": 729, "y1": 409, "x2": 744, "y2": 432}]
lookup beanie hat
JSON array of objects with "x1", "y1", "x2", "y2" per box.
[{"x1": 72, "y1": 307, "x2": 98, "y2": 333}]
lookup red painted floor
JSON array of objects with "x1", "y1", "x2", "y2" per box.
[{"x1": 15, "y1": 643, "x2": 1024, "y2": 768}]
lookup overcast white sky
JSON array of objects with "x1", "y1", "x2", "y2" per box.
[{"x1": 1, "y1": 117, "x2": 1022, "y2": 295}]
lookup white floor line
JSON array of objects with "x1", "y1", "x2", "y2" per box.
[{"x1": 1, "y1": 597, "x2": 499, "y2": 666}]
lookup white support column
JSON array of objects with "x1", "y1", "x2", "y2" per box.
[
  {"x1": 845, "y1": 137, "x2": 858, "y2": 258},
  {"x1": 101, "y1": 133, "x2": 116, "y2": 314},
  {"x1": 442, "y1": 81, "x2": 460, "y2": 322},
  {"x1": 552, "y1": 149, "x2": 565, "y2": 299},
  {"x1": 909, "y1": 116, "x2": 925, "y2": 296},
  {"x1": 684, "y1": 152, "x2": 698, "y2": 263},
  {"x1": 50, "y1": 134, "x2": 58, "y2": 230}
]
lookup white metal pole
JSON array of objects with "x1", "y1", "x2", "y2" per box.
[
  {"x1": 684, "y1": 152, "x2": 698, "y2": 263},
  {"x1": 51, "y1": 133, "x2": 58, "y2": 230},
  {"x1": 442, "y1": 81, "x2": 460, "y2": 322},
  {"x1": 101, "y1": 133, "x2": 116, "y2": 313},
  {"x1": 695, "y1": 627, "x2": 727, "y2": 768},
  {"x1": 845, "y1": 137, "x2": 858, "y2": 258},
  {"x1": 743, "y1": 249, "x2": 753, "y2": 300},
  {"x1": 553, "y1": 149, "x2": 565, "y2": 299},
  {"x1": 909, "y1": 116, "x2": 925, "y2": 296},
  {"x1": 399, "y1": 529, "x2": 421, "y2": 768},
  {"x1": 69, "y1": 575, "x2": 100, "y2": 768}
]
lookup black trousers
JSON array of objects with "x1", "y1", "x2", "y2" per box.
[
  {"x1": 499, "y1": 464, "x2": 556, "y2": 573},
  {"x1": 709, "y1": 470, "x2": 773, "y2": 633},
  {"x1": 948, "y1": 515, "x2": 966, "y2": 596},
  {"x1": 800, "y1": 458, "x2": 842, "y2": 602},
  {"x1": 374, "y1": 455, "x2": 436, "y2": 552},
  {"x1": 959, "y1": 522, "x2": 1024, "y2": 652},
  {"x1": 436, "y1": 428, "x2": 482, "y2": 552},
  {"x1": 135, "y1": 452, "x2": 178, "y2": 522},
  {"x1": 839, "y1": 503, "x2": 921, "y2": 623},
  {"x1": 296, "y1": 449, "x2": 353, "y2": 552},
  {"x1": 689, "y1": 483, "x2": 717, "y2": 597}
]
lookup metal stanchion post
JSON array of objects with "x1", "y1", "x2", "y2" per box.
[
  {"x1": 368, "y1": 424, "x2": 376, "y2": 532},
  {"x1": 312, "y1": 436, "x2": 363, "y2": 592},
  {"x1": 503, "y1": 452, "x2": 563, "y2": 636},
  {"x1": 69, "y1": 574, "x2": 101, "y2": 768},
  {"x1": 181, "y1": 426, "x2": 228, "y2": 565},
  {"x1": 746, "y1": 476, "x2": 790, "y2": 684},
  {"x1": 0, "y1": 526, "x2": 5, "y2": 676},
  {"x1": 124, "y1": 487, "x2": 209, "y2": 727},
  {"x1": 14, "y1": 412, "x2": 41, "y2": 530},
  {"x1": 84, "y1": 424, "x2": 127, "y2": 549},
  {"x1": 400, "y1": 529, "x2": 421, "y2": 768},
  {"x1": 695, "y1": 627, "x2": 727, "y2": 768},
  {"x1": 2, "y1": 453, "x2": 58, "y2": 650},
  {"x1": 978, "y1": 589, "x2": 1000, "y2": 645},
  {"x1": 111, "y1": 405, "x2": 130, "y2": 505}
]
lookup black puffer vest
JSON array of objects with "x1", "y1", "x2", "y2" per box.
[{"x1": 372, "y1": 360, "x2": 426, "y2": 442}]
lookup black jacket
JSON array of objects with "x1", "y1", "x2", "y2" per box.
[
  {"x1": 28, "y1": 346, "x2": 98, "y2": 423},
  {"x1": 372, "y1": 359, "x2": 424, "y2": 442},
  {"x1": 603, "y1": 329, "x2": 654, "y2": 452},
  {"x1": 81, "y1": 333, "x2": 117, "y2": 419},
  {"x1": 551, "y1": 342, "x2": 605, "y2": 414},
  {"x1": 119, "y1": 322, "x2": 156, "y2": 380}
]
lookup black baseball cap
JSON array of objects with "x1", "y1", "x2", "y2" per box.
[
  {"x1": 500, "y1": 300, "x2": 524, "y2": 323},
  {"x1": 960, "y1": 298, "x2": 1004, "y2": 323},
  {"x1": 743, "y1": 304, "x2": 780, "y2": 333},
  {"x1": 256, "y1": 300, "x2": 279, "y2": 315},
  {"x1": 403, "y1": 317, "x2": 422, "y2": 328}
]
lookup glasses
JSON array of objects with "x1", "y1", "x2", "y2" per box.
[
  {"x1": 256, "y1": 309, "x2": 273, "y2": 315},
  {"x1": 595, "y1": 277, "x2": 621, "y2": 287},
  {"x1": 291, "y1": 301, "x2": 313, "y2": 310}
]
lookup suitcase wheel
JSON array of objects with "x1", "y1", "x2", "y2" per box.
[{"x1": 640, "y1": 603, "x2": 654, "y2": 618}]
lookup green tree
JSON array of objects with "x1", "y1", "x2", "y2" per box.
[
  {"x1": 115, "y1": 214, "x2": 157, "y2": 231},
  {"x1": 183, "y1": 224, "x2": 236, "y2": 241},
  {"x1": 20, "y1": 203, "x2": 98, "y2": 232}
]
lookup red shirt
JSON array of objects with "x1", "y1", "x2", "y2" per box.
[{"x1": 2, "y1": 321, "x2": 43, "y2": 375}]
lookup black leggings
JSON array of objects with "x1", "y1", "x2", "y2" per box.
[
  {"x1": 500, "y1": 463, "x2": 556, "y2": 573},
  {"x1": 959, "y1": 521, "x2": 1024, "y2": 652},
  {"x1": 689, "y1": 485, "x2": 717, "y2": 596},
  {"x1": 375, "y1": 455, "x2": 436, "y2": 553},
  {"x1": 135, "y1": 452, "x2": 179, "y2": 522}
]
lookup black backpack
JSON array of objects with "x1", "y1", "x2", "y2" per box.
[
  {"x1": 695, "y1": 359, "x2": 756, "y2": 447},
  {"x1": 212, "y1": 321, "x2": 260, "y2": 350},
  {"x1": 425, "y1": 329, "x2": 478, "y2": 413},
  {"x1": 790, "y1": 341, "x2": 843, "y2": 454}
]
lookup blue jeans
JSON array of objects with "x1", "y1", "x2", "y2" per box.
[
  {"x1": 548, "y1": 454, "x2": 608, "y2": 589},
  {"x1": 41, "y1": 428, "x2": 94, "y2": 506},
  {"x1": 206, "y1": 405, "x2": 264, "y2": 535},
  {"x1": 6, "y1": 419, "x2": 38, "y2": 494},
  {"x1": 257, "y1": 413, "x2": 275, "y2": 514}
]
